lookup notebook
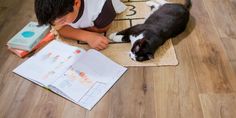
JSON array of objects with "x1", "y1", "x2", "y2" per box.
[{"x1": 13, "y1": 40, "x2": 127, "y2": 110}]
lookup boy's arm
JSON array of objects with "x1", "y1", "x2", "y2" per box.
[{"x1": 58, "y1": 25, "x2": 109, "y2": 50}]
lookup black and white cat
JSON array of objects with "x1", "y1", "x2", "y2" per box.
[{"x1": 109, "y1": 0, "x2": 191, "y2": 61}]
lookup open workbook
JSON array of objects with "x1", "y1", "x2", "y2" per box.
[{"x1": 13, "y1": 40, "x2": 127, "y2": 110}]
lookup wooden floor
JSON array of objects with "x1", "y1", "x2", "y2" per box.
[{"x1": 1, "y1": 0, "x2": 236, "y2": 118}]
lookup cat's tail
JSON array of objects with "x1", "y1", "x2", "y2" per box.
[{"x1": 184, "y1": 0, "x2": 192, "y2": 10}]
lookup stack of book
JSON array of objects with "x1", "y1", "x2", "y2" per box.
[{"x1": 7, "y1": 22, "x2": 55, "y2": 57}]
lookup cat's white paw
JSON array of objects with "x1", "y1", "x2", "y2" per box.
[
  {"x1": 109, "y1": 32, "x2": 117, "y2": 39},
  {"x1": 109, "y1": 32, "x2": 124, "y2": 42},
  {"x1": 129, "y1": 51, "x2": 136, "y2": 61}
]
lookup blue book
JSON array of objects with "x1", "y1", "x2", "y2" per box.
[{"x1": 7, "y1": 22, "x2": 50, "y2": 51}]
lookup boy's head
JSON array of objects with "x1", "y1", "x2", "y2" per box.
[{"x1": 35, "y1": 0, "x2": 80, "y2": 26}]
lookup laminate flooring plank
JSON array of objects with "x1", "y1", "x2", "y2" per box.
[{"x1": 199, "y1": 93, "x2": 236, "y2": 118}]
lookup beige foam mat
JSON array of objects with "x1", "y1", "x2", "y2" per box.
[{"x1": 63, "y1": 0, "x2": 178, "y2": 66}]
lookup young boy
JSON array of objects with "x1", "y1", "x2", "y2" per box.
[{"x1": 35, "y1": 0, "x2": 126, "y2": 50}]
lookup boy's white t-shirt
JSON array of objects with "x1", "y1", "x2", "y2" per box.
[{"x1": 69, "y1": 0, "x2": 126, "y2": 29}]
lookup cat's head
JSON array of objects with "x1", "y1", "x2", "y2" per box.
[{"x1": 129, "y1": 38, "x2": 154, "y2": 61}]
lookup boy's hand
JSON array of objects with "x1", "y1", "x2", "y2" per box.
[
  {"x1": 55, "y1": 25, "x2": 109, "y2": 50},
  {"x1": 87, "y1": 34, "x2": 109, "y2": 50},
  {"x1": 53, "y1": 18, "x2": 68, "y2": 30}
]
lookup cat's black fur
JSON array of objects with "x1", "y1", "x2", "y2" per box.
[{"x1": 116, "y1": 0, "x2": 191, "y2": 61}]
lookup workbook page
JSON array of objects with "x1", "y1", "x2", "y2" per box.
[
  {"x1": 51, "y1": 49, "x2": 127, "y2": 110},
  {"x1": 13, "y1": 40, "x2": 85, "y2": 86}
]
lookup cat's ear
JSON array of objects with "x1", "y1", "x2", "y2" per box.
[
  {"x1": 139, "y1": 38, "x2": 148, "y2": 48},
  {"x1": 136, "y1": 38, "x2": 147, "y2": 51},
  {"x1": 132, "y1": 39, "x2": 146, "y2": 53}
]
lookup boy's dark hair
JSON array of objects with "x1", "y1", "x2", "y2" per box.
[{"x1": 35, "y1": 0, "x2": 74, "y2": 25}]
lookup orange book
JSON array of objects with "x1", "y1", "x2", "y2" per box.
[{"x1": 8, "y1": 32, "x2": 55, "y2": 57}]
